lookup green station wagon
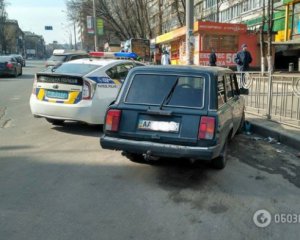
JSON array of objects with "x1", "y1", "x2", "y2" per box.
[{"x1": 100, "y1": 66, "x2": 247, "y2": 169}]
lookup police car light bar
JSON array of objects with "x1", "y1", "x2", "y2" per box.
[
  {"x1": 89, "y1": 51, "x2": 138, "y2": 59},
  {"x1": 114, "y1": 52, "x2": 138, "y2": 59}
]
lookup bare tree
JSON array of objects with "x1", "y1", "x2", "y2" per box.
[
  {"x1": 173, "y1": 0, "x2": 185, "y2": 26},
  {"x1": 66, "y1": 0, "x2": 155, "y2": 43}
]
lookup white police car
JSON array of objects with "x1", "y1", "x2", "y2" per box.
[{"x1": 30, "y1": 52, "x2": 144, "y2": 125}]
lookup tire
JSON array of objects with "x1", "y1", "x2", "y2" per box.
[
  {"x1": 13, "y1": 69, "x2": 18, "y2": 78},
  {"x1": 122, "y1": 152, "x2": 145, "y2": 164},
  {"x1": 237, "y1": 112, "x2": 245, "y2": 134},
  {"x1": 211, "y1": 140, "x2": 228, "y2": 170},
  {"x1": 46, "y1": 118, "x2": 65, "y2": 125}
]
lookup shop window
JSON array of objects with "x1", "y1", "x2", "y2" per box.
[
  {"x1": 220, "y1": 35, "x2": 238, "y2": 51},
  {"x1": 205, "y1": 0, "x2": 217, "y2": 8},
  {"x1": 202, "y1": 35, "x2": 238, "y2": 52}
]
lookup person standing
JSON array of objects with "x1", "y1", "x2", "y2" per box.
[
  {"x1": 209, "y1": 48, "x2": 217, "y2": 66},
  {"x1": 161, "y1": 50, "x2": 171, "y2": 65},
  {"x1": 234, "y1": 44, "x2": 252, "y2": 72}
]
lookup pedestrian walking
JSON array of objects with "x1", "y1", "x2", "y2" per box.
[
  {"x1": 161, "y1": 50, "x2": 171, "y2": 65},
  {"x1": 209, "y1": 48, "x2": 217, "y2": 66},
  {"x1": 234, "y1": 44, "x2": 252, "y2": 72}
]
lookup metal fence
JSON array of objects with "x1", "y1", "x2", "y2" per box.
[{"x1": 236, "y1": 72, "x2": 300, "y2": 129}]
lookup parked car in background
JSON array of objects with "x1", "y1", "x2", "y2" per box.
[
  {"x1": 100, "y1": 66, "x2": 247, "y2": 169},
  {"x1": 30, "y1": 52, "x2": 144, "y2": 125},
  {"x1": 0, "y1": 56, "x2": 22, "y2": 77},
  {"x1": 9, "y1": 54, "x2": 26, "y2": 67},
  {"x1": 45, "y1": 49, "x2": 89, "y2": 68}
]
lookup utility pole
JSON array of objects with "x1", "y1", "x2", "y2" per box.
[
  {"x1": 186, "y1": 0, "x2": 194, "y2": 65},
  {"x1": 92, "y1": 0, "x2": 98, "y2": 51}
]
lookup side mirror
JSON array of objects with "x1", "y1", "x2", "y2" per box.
[{"x1": 239, "y1": 87, "x2": 249, "y2": 95}]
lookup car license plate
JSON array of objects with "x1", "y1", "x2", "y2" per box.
[
  {"x1": 46, "y1": 90, "x2": 68, "y2": 99},
  {"x1": 138, "y1": 120, "x2": 179, "y2": 132}
]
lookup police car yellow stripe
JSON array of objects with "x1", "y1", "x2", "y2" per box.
[
  {"x1": 37, "y1": 88, "x2": 45, "y2": 101},
  {"x1": 112, "y1": 79, "x2": 121, "y2": 85},
  {"x1": 65, "y1": 91, "x2": 80, "y2": 104},
  {"x1": 36, "y1": 88, "x2": 81, "y2": 104}
]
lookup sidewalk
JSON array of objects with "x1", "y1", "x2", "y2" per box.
[{"x1": 245, "y1": 113, "x2": 300, "y2": 150}]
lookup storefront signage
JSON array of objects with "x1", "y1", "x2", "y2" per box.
[
  {"x1": 199, "y1": 52, "x2": 237, "y2": 66},
  {"x1": 196, "y1": 22, "x2": 247, "y2": 33}
]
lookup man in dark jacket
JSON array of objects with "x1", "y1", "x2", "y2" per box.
[
  {"x1": 209, "y1": 48, "x2": 217, "y2": 66},
  {"x1": 234, "y1": 44, "x2": 252, "y2": 71}
]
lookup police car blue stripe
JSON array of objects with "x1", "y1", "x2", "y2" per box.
[{"x1": 88, "y1": 76, "x2": 115, "y2": 84}]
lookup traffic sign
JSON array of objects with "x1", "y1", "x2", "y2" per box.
[{"x1": 45, "y1": 26, "x2": 53, "y2": 30}]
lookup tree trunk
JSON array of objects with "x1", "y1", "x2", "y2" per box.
[{"x1": 158, "y1": 0, "x2": 162, "y2": 35}]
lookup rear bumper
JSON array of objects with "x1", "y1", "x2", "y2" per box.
[
  {"x1": 30, "y1": 94, "x2": 106, "y2": 124},
  {"x1": 0, "y1": 69, "x2": 14, "y2": 75},
  {"x1": 100, "y1": 136, "x2": 221, "y2": 160}
]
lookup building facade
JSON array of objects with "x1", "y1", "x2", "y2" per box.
[
  {"x1": 0, "y1": 19, "x2": 24, "y2": 55},
  {"x1": 24, "y1": 32, "x2": 46, "y2": 59}
]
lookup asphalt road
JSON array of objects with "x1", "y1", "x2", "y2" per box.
[{"x1": 1, "y1": 61, "x2": 300, "y2": 240}]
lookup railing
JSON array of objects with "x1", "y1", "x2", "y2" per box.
[{"x1": 236, "y1": 72, "x2": 300, "y2": 129}]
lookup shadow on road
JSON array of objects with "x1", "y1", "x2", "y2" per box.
[
  {"x1": 52, "y1": 122, "x2": 103, "y2": 138},
  {"x1": 0, "y1": 145, "x2": 34, "y2": 151},
  {"x1": 153, "y1": 158, "x2": 213, "y2": 190},
  {"x1": 0, "y1": 74, "x2": 33, "y2": 81}
]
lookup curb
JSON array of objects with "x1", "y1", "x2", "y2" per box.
[{"x1": 247, "y1": 121, "x2": 300, "y2": 150}]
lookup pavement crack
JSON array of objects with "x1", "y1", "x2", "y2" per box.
[
  {"x1": 1, "y1": 119, "x2": 12, "y2": 128},
  {"x1": 0, "y1": 106, "x2": 6, "y2": 121}
]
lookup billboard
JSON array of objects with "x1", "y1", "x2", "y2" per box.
[
  {"x1": 87, "y1": 16, "x2": 94, "y2": 34},
  {"x1": 97, "y1": 19, "x2": 104, "y2": 35}
]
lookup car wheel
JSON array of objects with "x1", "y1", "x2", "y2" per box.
[
  {"x1": 46, "y1": 118, "x2": 65, "y2": 125},
  {"x1": 13, "y1": 69, "x2": 18, "y2": 78},
  {"x1": 211, "y1": 140, "x2": 228, "y2": 170},
  {"x1": 237, "y1": 112, "x2": 245, "y2": 134}
]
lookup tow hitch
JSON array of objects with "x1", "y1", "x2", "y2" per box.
[{"x1": 143, "y1": 150, "x2": 159, "y2": 161}]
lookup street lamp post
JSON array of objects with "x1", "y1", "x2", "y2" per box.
[{"x1": 92, "y1": 0, "x2": 98, "y2": 51}]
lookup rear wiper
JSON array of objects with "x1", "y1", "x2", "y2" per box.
[
  {"x1": 51, "y1": 63, "x2": 62, "y2": 72},
  {"x1": 159, "y1": 78, "x2": 178, "y2": 110}
]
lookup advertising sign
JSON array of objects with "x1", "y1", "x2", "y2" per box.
[
  {"x1": 87, "y1": 16, "x2": 94, "y2": 34},
  {"x1": 97, "y1": 19, "x2": 104, "y2": 35},
  {"x1": 196, "y1": 22, "x2": 247, "y2": 33},
  {"x1": 199, "y1": 52, "x2": 237, "y2": 66},
  {"x1": 45, "y1": 26, "x2": 53, "y2": 30}
]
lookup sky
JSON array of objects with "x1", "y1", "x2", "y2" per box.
[{"x1": 6, "y1": 0, "x2": 75, "y2": 44}]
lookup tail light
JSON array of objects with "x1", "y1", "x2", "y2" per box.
[
  {"x1": 32, "y1": 74, "x2": 37, "y2": 95},
  {"x1": 82, "y1": 80, "x2": 96, "y2": 100},
  {"x1": 105, "y1": 109, "x2": 121, "y2": 132},
  {"x1": 198, "y1": 116, "x2": 215, "y2": 140},
  {"x1": 6, "y1": 62, "x2": 13, "y2": 69}
]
